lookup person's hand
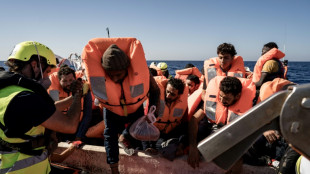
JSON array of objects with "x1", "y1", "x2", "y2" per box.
[
  {"x1": 70, "y1": 78, "x2": 83, "y2": 97},
  {"x1": 187, "y1": 145, "x2": 200, "y2": 169},
  {"x1": 263, "y1": 130, "x2": 280, "y2": 144}
]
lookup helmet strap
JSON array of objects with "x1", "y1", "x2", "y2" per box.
[{"x1": 33, "y1": 42, "x2": 44, "y2": 80}]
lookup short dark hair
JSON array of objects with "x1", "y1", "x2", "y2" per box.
[
  {"x1": 217, "y1": 43, "x2": 237, "y2": 57},
  {"x1": 185, "y1": 63, "x2": 195, "y2": 68},
  {"x1": 187, "y1": 75, "x2": 200, "y2": 85},
  {"x1": 263, "y1": 42, "x2": 278, "y2": 49},
  {"x1": 58, "y1": 65, "x2": 76, "y2": 80},
  {"x1": 149, "y1": 67, "x2": 158, "y2": 76},
  {"x1": 167, "y1": 77, "x2": 185, "y2": 95},
  {"x1": 219, "y1": 77, "x2": 242, "y2": 97},
  {"x1": 6, "y1": 55, "x2": 47, "y2": 73}
]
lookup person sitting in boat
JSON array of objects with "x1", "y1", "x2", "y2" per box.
[
  {"x1": 0, "y1": 41, "x2": 82, "y2": 173},
  {"x1": 203, "y1": 43, "x2": 246, "y2": 87},
  {"x1": 82, "y1": 38, "x2": 160, "y2": 174},
  {"x1": 243, "y1": 78, "x2": 297, "y2": 170},
  {"x1": 187, "y1": 76, "x2": 256, "y2": 171},
  {"x1": 186, "y1": 74, "x2": 200, "y2": 96},
  {"x1": 252, "y1": 42, "x2": 286, "y2": 89},
  {"x1": 157, "y1": 62, "x2": 172, "y2": 79},
  {"x1": 143, "y1": 77, "x2": 188, "y2": 160},
  {"x1": 175, "y1": 63, "x2": 202, "y2": 82},
  {"x1": 48, "y1": 65, "x2": 93, "y2": 141}
]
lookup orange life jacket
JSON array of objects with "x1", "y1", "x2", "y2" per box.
[
  {"x1": 203, "y1": 56, "x2": 245, "y2": 86},
  {"x1": 153, "y1": 76, "x2": 188, "y2": 134},
  {"x1": 204, "y1": 76, "x2": 256, "y2": 125},
  {"x1": 82, "y1": 38, "x2": 149, "y2": 116},
  {"x1": 48, "y1": 72, "x2": 85, "y2": 120},
  {"x1": 175, "y1": 67, "x2": 202, "y2": 82},
  {"x1": 48, "y1": 67, "x2": 60, "y2": 76},
  {"x1": 187, "y1": 87, "x2": 203, "y2": 121},
  {"x1": 252, "y1": 48, "x2": 285, "y2": 83},
  {"x1": 257, "y1": 78, "x2": 294, "y2": 103}
]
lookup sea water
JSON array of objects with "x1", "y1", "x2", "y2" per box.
[{"x1": 1, "y1": 60, "x2": 310, "y2": 84}]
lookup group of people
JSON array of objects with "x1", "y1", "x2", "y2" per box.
[{"x1": 0, "y1": 38, "x2": 305, "y2": 174}]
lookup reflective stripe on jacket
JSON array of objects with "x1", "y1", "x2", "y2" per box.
[
  {"x1": 203, "y1": 76, "x2": 256, "y2": 125},
  {"x1": 153, "y1": 76, "x2": 188, "y2": 134},
  {"x1": 0, "y1": 85, "x2": 50, "y2": 174},
  {"x1": 203, "y1": 56, "x2": 245, "y2": 86},
  {"x1": 82, "y1": 38, "x2": 150, "y2": 116}
]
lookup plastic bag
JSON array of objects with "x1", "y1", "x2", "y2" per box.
[{"x1": 129, "y1": 106, "x2": 160, "y2": 141}]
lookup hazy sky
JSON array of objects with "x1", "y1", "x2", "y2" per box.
[{"x1": 1, "y1": 0, "x2": 309, "y2": 61}]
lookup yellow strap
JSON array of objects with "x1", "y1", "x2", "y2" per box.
[{"x1": 120, "y1": 99, "x2": 128, "y2": 116}]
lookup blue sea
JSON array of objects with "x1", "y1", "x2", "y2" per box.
[{"x1": 1, "y1": 60, "x2": 310, "y2": 84}]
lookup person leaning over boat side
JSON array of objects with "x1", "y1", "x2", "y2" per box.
[
  {"x1": 252, "y1": 42, "x2": 286, "y2": 89},
  {"x1": 82, "y1": 38, "x2": 160, "y2": 174},
  {"x1": 187, "y1": 76, "x2": 256, "y2": 173},
  {"x1": 0, "y1": 41, "x2": 82, "y2": 174},
  {"x1": 48, "y1": 64, "x2": 93, "y2": 141},
  {"x1": 142, "y1": 77, "x2": 188, "y2": 160}
]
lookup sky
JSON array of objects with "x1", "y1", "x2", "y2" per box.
[{"x1": 0, "y1": 0, "x2": 310, "y2": 61}]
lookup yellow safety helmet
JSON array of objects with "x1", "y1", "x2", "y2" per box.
[
  {"x1": 157, "y1": 62, "x2": 168, "y2": 71},
  {"x1": 8, "y1": 41, "x2": 56, "y2": 67}
]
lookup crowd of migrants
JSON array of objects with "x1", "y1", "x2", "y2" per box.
[{"x1": 0, "y1": 38, "x2": 305, "y2": 174}]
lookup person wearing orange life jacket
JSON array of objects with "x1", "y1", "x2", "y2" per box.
[
  {"x1": 188, "y1": 76, "x2": 256, "y2": 170},
  {"x1": 142, "y1": 77, "x2": 188, "y2": 160},
  {"x1": 252, "y1": 42, "x2": 286, "y2": 89},
  {"x1": 243, "y1": 78, "x2": 296, "y2": 169},
  {"x1": 175, "y1": 63, "x2": 202, "y2": 82},
  {"x1": 48, "y1": 65, "x2": 93, "y2": 141},
  {"x1": 0, "y1": 41, "x2": 82, "y2": 174},
  {"x1": 82, "y1": 38, "x2": 160, "y2": 174},
  {"x1": 203, "y1": 43, "x2": 246, "y2": 87},
  {"x1": 201, "y1": 43, "x2": 246, "y2": 102},
  {"x1": 186, "y1": 75, "x2": 202, "y2": 122}
]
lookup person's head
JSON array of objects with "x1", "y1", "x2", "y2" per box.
[
  {"x1": 0, "y1": 66, "x2": 5, "y2": 71},
  {"x1": 165, "y1": 78, "x2": 185, "y2": 104},
  {"x1": 186, "y1": 75, "x2": 200, "y2": 95},
  {"x1": 185, "y1": 63, "x2": 195, "y2": 68},
  {"x1": 6, "y1": 41, "x2": 56, "y2": 80},
  {"x1": 149, "y1": 67, "x2": 158, "y2": 76},
  {"x1": 262, "y1": 42, "x2": 278, "y2": 55},
  {"x1": 157, "y1": 62, "x2": 170, "y2": 78},
  {"x1": 101, "y1": 44, "x2": 130, "y2": 83},
  {"x1": 219, "y1": 77, "x2": 242, "y2": 107},
  {"x1": 58, "y1": 65, "x2": 76, "y2": 93},
  {"x1": 217, "y1": 43, "x2": 237, "y2": 71}
]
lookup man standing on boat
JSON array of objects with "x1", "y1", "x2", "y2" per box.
[
  {"x1": 187, "y1": 76, "x2": 256, "y2": 173},
  {"x1": 0, "y1": 41, "x2": 83, "y2": 173},
  {"x1": 82, "y1": 38, "x2": 160, "y2": 174}
]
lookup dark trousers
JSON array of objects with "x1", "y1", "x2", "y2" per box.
[{"x1": 104, "y1": 106, "x2": 144, "y2": 164}]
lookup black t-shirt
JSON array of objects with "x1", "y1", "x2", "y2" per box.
[{"x1": 4, "y1": 91, "x2": 56, "y2": 137}]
